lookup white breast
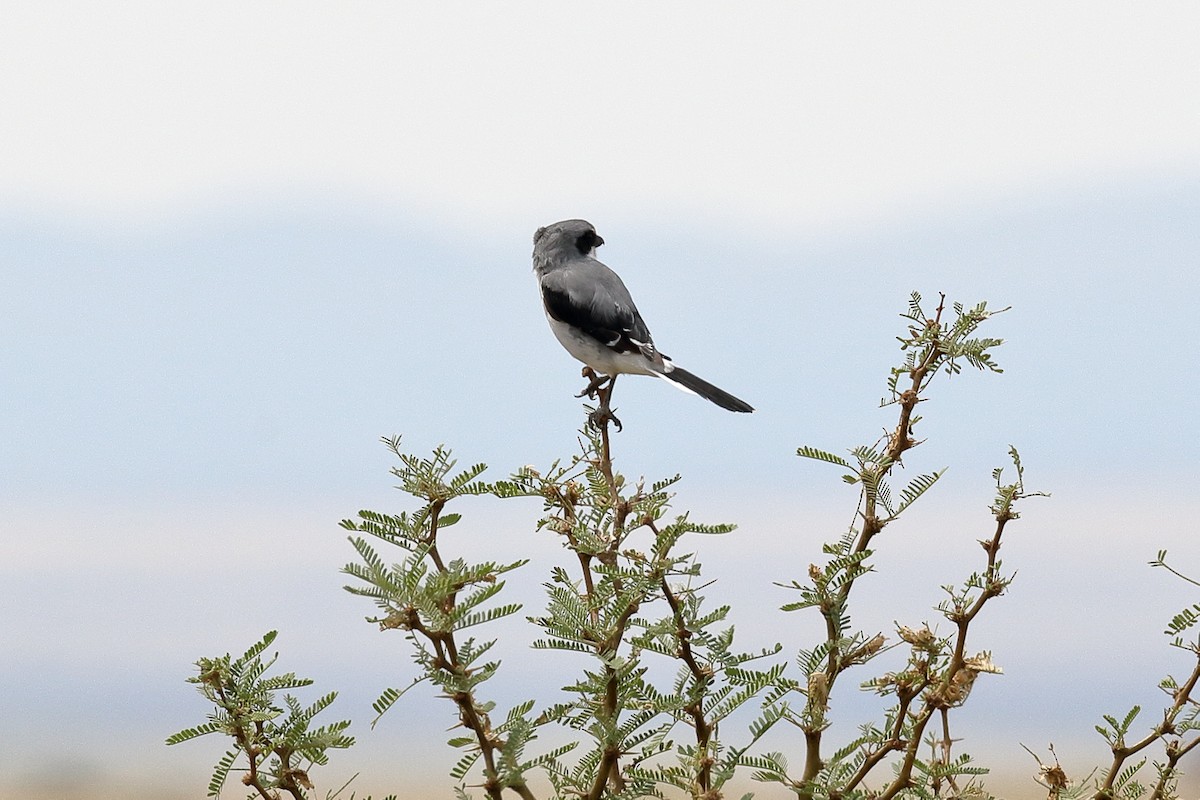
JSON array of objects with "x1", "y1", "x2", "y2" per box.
[{"x1": 545, "y1": 314, "x2": 657, "y2": 377}]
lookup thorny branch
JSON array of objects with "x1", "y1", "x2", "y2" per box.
[
  {"x1": 1092, "y1": 651, "x2": 1200, "y2": 800},
  {"x1": 208, "y1": 678, "x2": 304, "y2": 800},
  {"x1": 797, "y1": 294, "x2": 1021, "y2": 799},
  {"x1": 800, "y1": 295, "x2": 952, "y2": 793},
  {"x1": 660, "y1": 570, "x2": 717, "y2": 795}
]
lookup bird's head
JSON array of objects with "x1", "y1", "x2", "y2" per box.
[{"x1": 532, "y1": 219, "x2": 605, "y2": 271}]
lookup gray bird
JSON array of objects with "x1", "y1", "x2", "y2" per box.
[{"x1": 531, "y1": 219, "x2": 754, "y2": 416}]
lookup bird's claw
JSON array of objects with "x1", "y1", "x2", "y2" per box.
[
  {"x1": 576, "y1": 367, "x2": 612, "y2": 399},
  {"x1": 577, "y1": 367, "x2": 621, "y2": 431},
  {"x1": 588, "y1": 405, "x2": 623, "y2": 432}
]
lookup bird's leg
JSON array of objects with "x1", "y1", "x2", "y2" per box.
[
  {"x1": 587, "y1": 373, "x2": 622, "y2": 432},
  {"x1": 576, "y1": 366, "x2": 612, "y2": 399}
]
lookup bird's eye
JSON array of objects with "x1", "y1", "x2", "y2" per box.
[{"x1": 575, "y1": 230, "x2": 602, "y2": 255}]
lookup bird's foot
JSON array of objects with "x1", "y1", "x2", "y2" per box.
[
  {"x1": 587, "y1": 404, "x2": 623, "y2": 432},
  {"x1": 575, "y1": 367, "x2": 612, "y2": 400}
]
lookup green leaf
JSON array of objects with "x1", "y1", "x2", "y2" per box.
[
  {"x1": 206, "y1": 749, "x2": 238, "y2": 798},
  {"x1": 796, "y1": 445, "x2": 852, "y2": 468},
  {"x1": 892, "y1": 469, "x2": 945, "y2": 516},
  {"x1": 450, "y1": 750, "x2": 482, "y2": 780},
  {"x1": 165, "y1": 721, "x2": 223, "y2": 745}
]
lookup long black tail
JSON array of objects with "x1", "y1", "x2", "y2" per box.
[{"x1": 661, "y1": 366, "x2": 754, "y2": 413}]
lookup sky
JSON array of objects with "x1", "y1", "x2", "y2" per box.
[{"x1": 2, "y1": 4, "x2": 1199, "y2": 799}]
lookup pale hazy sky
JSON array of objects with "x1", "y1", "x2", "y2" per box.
[
  {"x1": 2, "y1": 4, "x2": 1199, "y2": 799},
  {"x1": 4, "y1": 3, "x2": 1197, "y2": 230}
]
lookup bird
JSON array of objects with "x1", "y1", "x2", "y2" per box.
[{"x1": 531, "y1": 218, "x2": 753, "y2": 426}]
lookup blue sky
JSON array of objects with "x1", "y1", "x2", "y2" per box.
[{"x1": 2, "y1": 4, "x2": 1199, "y2": 799}]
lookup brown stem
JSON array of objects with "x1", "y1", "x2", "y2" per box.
[
  {"x1": 546, "y1": 479, "x2": 599, "y2": 632},
  {"x1": 212, "y1": 681, "x2": 276, "y2": 800},
  {"x1": 436, "y1": 627, "x2": 521, "y2": 800},
  {"x1": 842, "y1": 302, "x2": 945, "y2": 597},
  {"x1": 802, "y1": 312, "x2": 948, "y2": 798},
  {"x1": 247, "y1": 725, "x2": 275, "y2": 800},
  {"x1": 587, "y1": 692, "x2": 623, "y2": 800},
  {"x1": 841, "y1": 680, "x2": 931, "y2": 794},
  {"x1": 579, "y1": 551, "x2": 600, "y2": 628},
  {"x1": 1095, "y1": 652, "x2": 1200, "y2": 800},
  {"x1": 937, "y1": 707, "x2": 961, "y2": 796},
  {"x1": 427, "y1": 498, "x2": 448, "y2": 572},
  {"x1": 799, "y1": 732, "x2": 824, "y2": 794},
  {"x1": 583, "y1": 395, "x2": 635, "y2": 800},
  {"x1": 878, "y1": 705, "x2": 937, "y2": 800},
  {"x1": 949, "y1": 515, "x2": 1009, "y2": 671},
  {"x1": 879, "y1": 507, "x2": 1011, "y2": 799},
  {"x1": 594, "y1": 376, "x2": 619, "y2": 498},
  {"x1": 587, "y1": 599, "x2": 642, "y2": 800},
  {"x1": 661, "y1": 576, "x2": 714, "y2": 794},
  {"x1": 410, "y1": 503, "x2": 535, "y2": 800},
  {"x1": 1150, "y1": 734, "x2": 1200, "y2": 800},
  {"x1": 275, "y1": 748, "x2": 307, "y2": 800}
]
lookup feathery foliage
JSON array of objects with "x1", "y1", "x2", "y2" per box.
[
  {"x1": 167, "y1": 631, "x2": 354, "y2": 799},
  {"x1": 174, "y1": 292, "x2": 1199, "y2": 799},
  {"x1": 1025, "y1": 552, "x2": 1200, "y2": 800},
  {"x1": 339, "y1": 436, "x2": 536, "y2": 800},
  {"x1": 766, "y1": 293, "x2": 1038, "y2": 800}
]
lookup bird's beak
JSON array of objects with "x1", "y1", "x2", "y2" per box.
[{"x1": 594, "y1": 235, "x2": 605, "y2": 247}]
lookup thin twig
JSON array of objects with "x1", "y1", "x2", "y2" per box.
[
  {"x1": 801, "y1": 305, "x2": 948, "y2": 796},
  {"x1": 584, "y1": 389, "x2": 633, "y2": 800},
  {"x1": 661, "y1": 573, "x2": 715, "y2": 794},
  {"x1": 1095, "y1": 651, "x2": 1200, "y2": 800}
]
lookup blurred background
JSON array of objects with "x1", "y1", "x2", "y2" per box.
[{"x1": 1, "y1": 3, "x2": 1198, "y2": 798}]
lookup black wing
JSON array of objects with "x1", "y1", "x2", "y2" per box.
[{"x1": 540, "y1": 263, "x2": 659, "y2": 359}]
